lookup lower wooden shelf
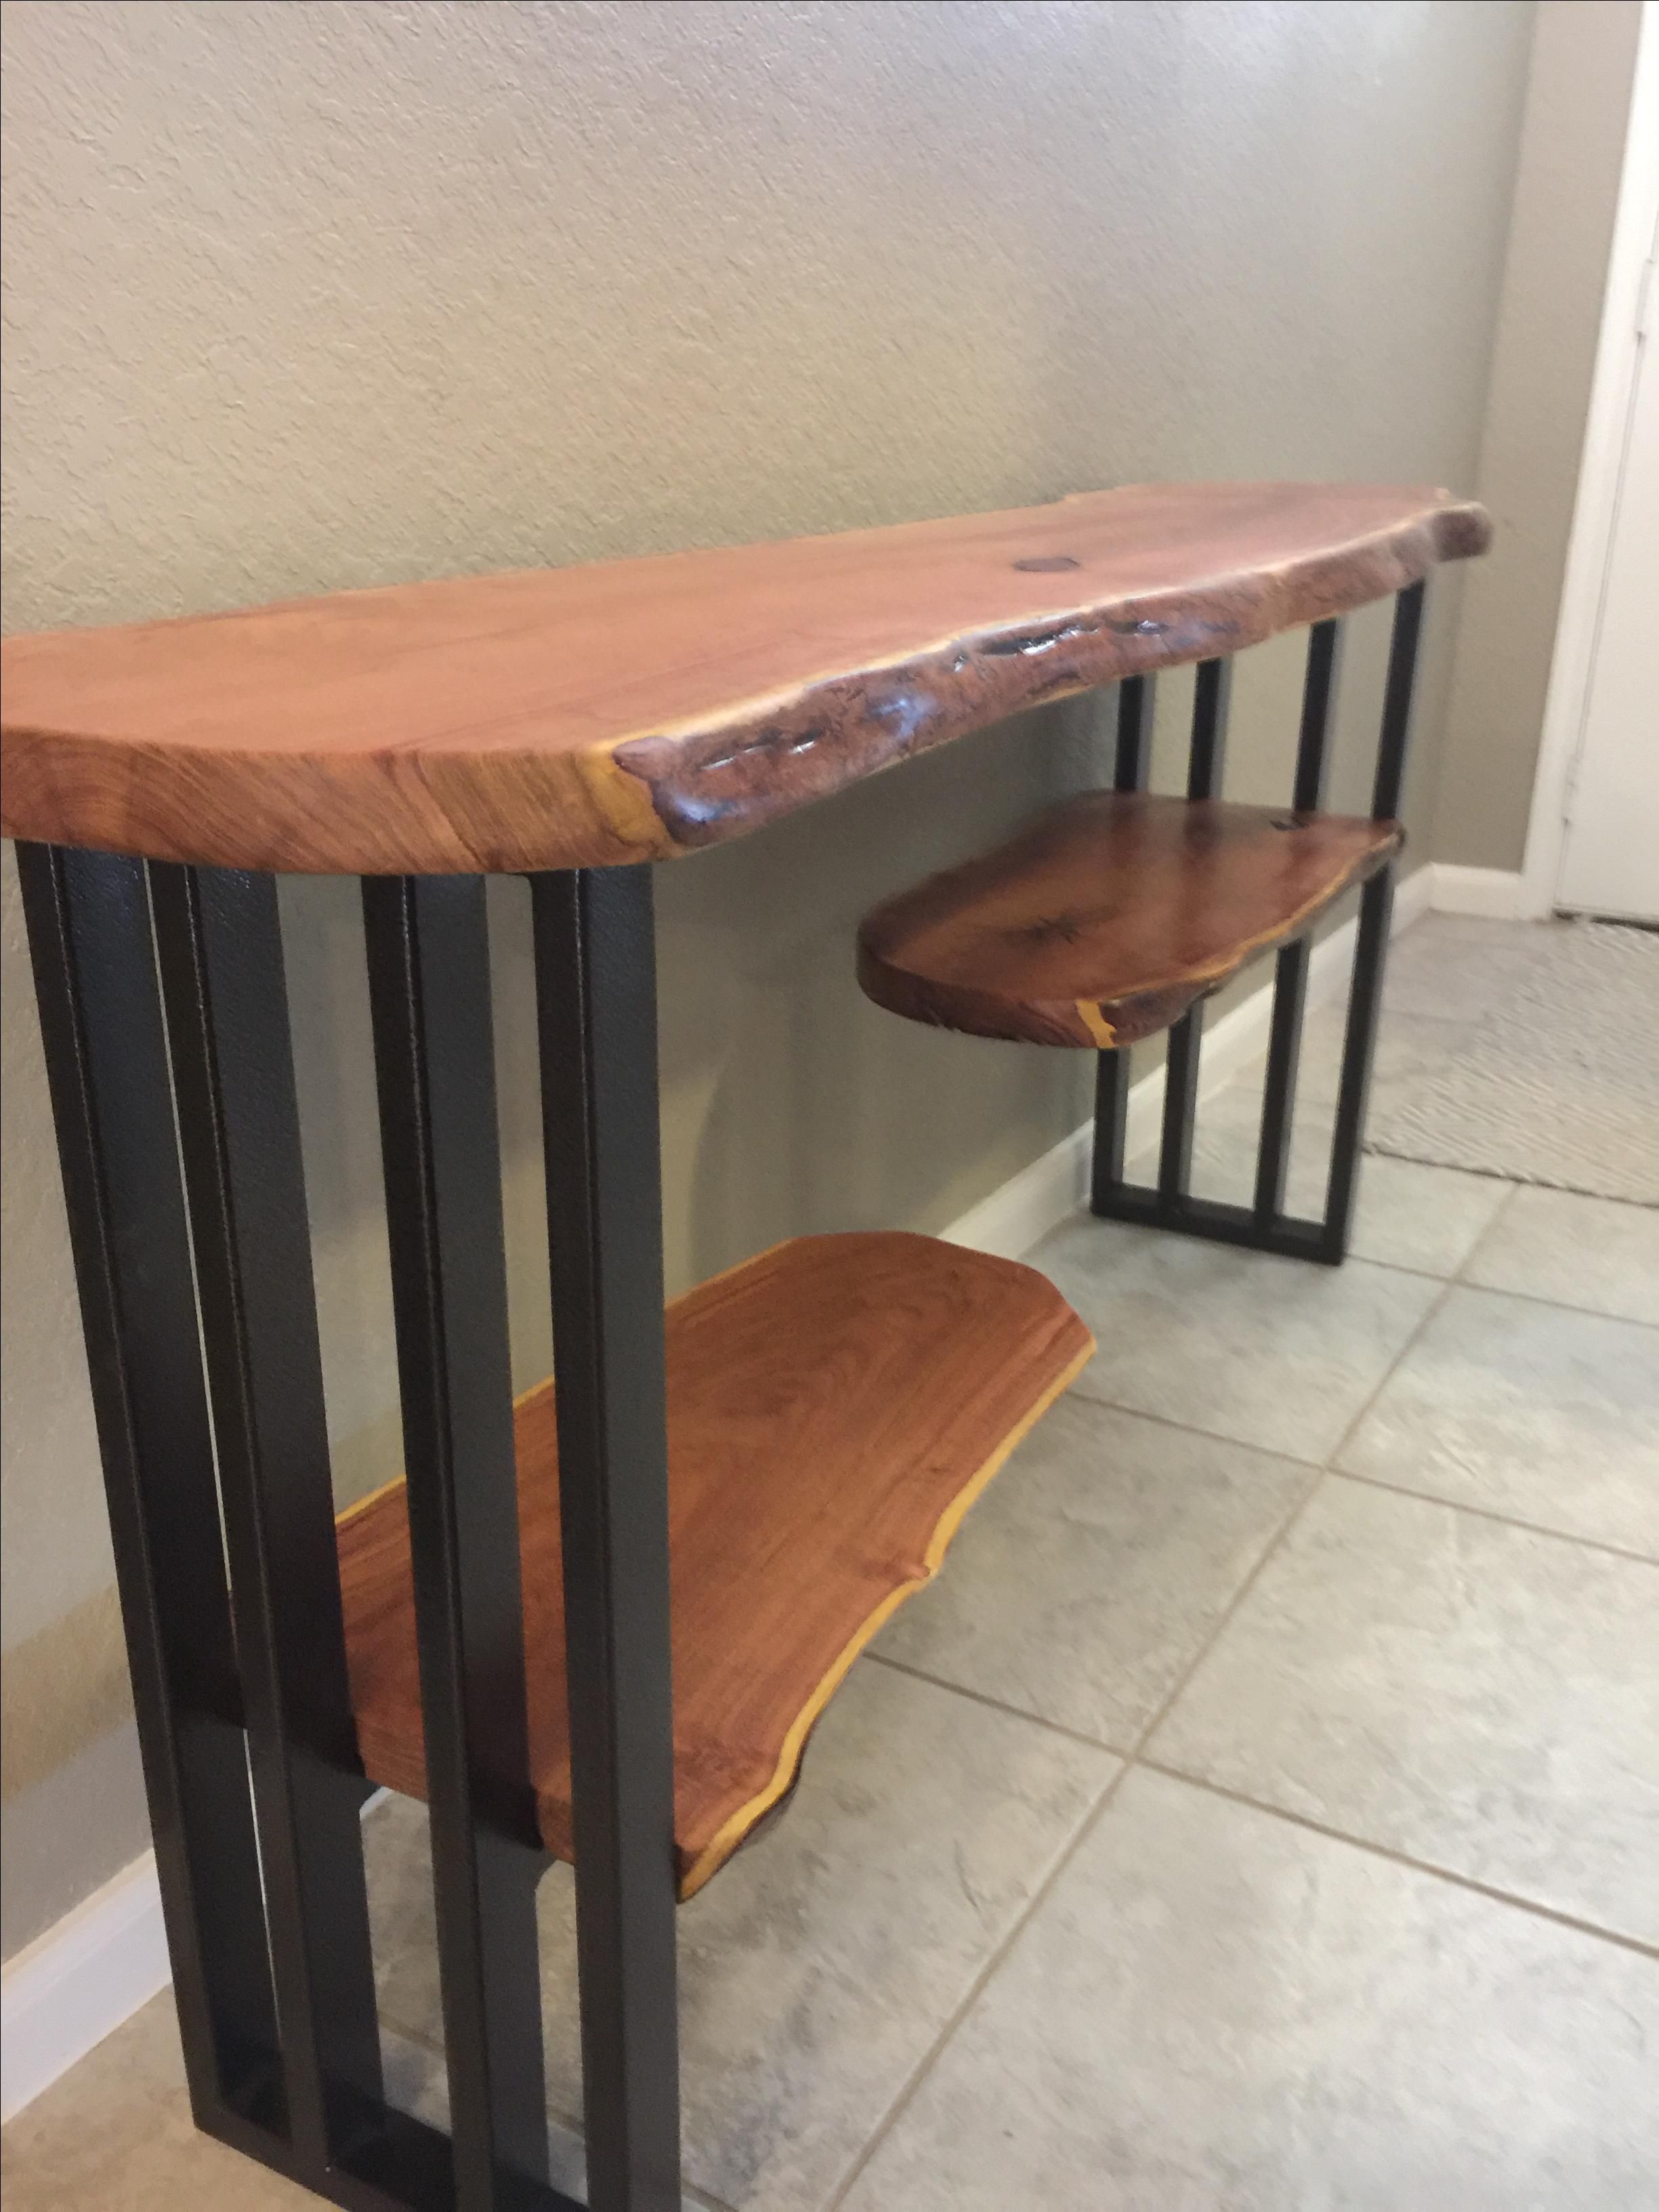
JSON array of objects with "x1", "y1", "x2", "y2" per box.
[
  {"x1": 857, "y1": 790, "x2": 1401, "y2": 1049},
  {"x1": 337, "y1": 1231, "x2": 1091, "y2": 1898}
]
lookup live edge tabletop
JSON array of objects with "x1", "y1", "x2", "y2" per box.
[{"x1": 1, "y1": 481, "x2": 1488, "y2": 876}]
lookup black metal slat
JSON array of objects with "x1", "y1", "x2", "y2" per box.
[
  {"x1": 1293, "y1": 618, "x2": 1345, "y2": 814},
  {"x1": 1184, "y1": 656, "x2": 1233, "y2": 801},
  {"x1": 1320, "y1": 869, "x2": 1395, "y2": 1260},
  {"x1": 148, "y1": 863, "x2": 383, "y2": 2171},
  {"x1": 1252, "y1": 937, "x2": 1311, "y2": 1220},
  {"x1": 15, "y1": 843, "x2": 283, "y2": 2131},
  {"x1": 360, "y1": 874, "x2": 551, "y2": 2210},
  {"x1": 1370, "y1": 579, "x2": 1426, "y2": 822},
  {"x1": 1320, "y1": 581, "x2": 1426, "y2": 1258},
  {"x1": 1255, "y1": 619, "x2": 1345, "y2": 1220},
  {"x1": 1091, "y1": 674, "x2": 1160, "y2": 1207},
  {"x1": 1089, "y1": 1047, "x2": 1134, "y2": 1209},
  {"x1": 530, "y1": 867, "x2": 682, "y2": 2212},
  {"x1": 1156, "y1": 658, "x2": 1234, "y2": 1202},
  {"x1": 1155, "y1": 1011, "x2": 1203, "y2": 1203},
  {"x1": 1112, "y1": 672, "x2": 1157, "y2": 793}
]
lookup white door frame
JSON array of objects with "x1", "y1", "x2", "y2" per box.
[{"x1": 1520, "y1": 0, "x2": 1659, "y2": 918}]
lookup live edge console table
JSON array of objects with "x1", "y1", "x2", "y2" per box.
[{"x1": 1, "y1": 482, "x2": 1487, "y2": 2212}]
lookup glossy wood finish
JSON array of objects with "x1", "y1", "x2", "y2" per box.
[
  {"x1": 336, "y1": 1232, "x2": 1092, "y2": 1898},
  {"x1": 857, "y1": 792, "x2": 1402, "y2": 1049},
  {"x1": 1, "y1": 484, "x2": 1486, "y2": 875}
]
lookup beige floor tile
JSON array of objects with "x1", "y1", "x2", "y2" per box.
[
  {"x1": 0, "y1": 1993, "x2": 390, "y2": 2211},
  {"x1": 1463, "y1": 1185, "x2": 1659, "y2": 1326},
  {"x1": 839, "y1": 1768, "x2": 1659, "y2": 2212},
  {"x1": 874, "y1": 1396, "x2": 1313, "y2": 1748},
  {"x1": 364, "y1": 1658, "x2": 1115, "y2": 2212},
  {"x1": 1148, "y1": 1478, "x2": 1659, "y2": 1942},
  {"x1": 1029, "y1": 1216, "x2": 1440, "y2": 1461},
  {"x1": 1337, "y1": 1285, "x2": 1659, "y2": 1556}
]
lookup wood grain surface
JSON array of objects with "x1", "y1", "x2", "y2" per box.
[
  {"x1": 335, "y1": 1231, "x2": 1093, "y2": 1898},
  {"x1": 1, "y1": 483, "x2": 1486, "y2": 874},
  {"x1": 857, "y1": 792, "x2": 1402, "y2": 1048}
]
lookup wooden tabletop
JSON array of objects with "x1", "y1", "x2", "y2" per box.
[{"x1": 1, "y1": 482, "x2": 1487, "y2": 876}]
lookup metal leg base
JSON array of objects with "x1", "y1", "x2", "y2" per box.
[
  {"x1": 1089, "y1": 1182, "x2": 1342, "y2": 1265},
  {"x1": 1087, "y1": 585, "x2": 1425, "y2": 1270}
]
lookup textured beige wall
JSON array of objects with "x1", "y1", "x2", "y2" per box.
[
  {"x1": 1, "y1": 0, "x2": 1533, "y2": 1957},
  {"x1": 1431, "y1": 0, "x2": 1644, "y2": 872}
]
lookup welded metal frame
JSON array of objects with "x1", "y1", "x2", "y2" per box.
[
  {"x1": 18, "y1": 846, "x2": 684, "y2": 2211},
  {"x1": 1090, "y1": 582, "x2": 1426, "y2": 1266}
]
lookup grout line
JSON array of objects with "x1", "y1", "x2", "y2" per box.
[
  {"x1": 1120, "y1": 1465, "x2": 1329, "y2": 1761},
  {"x1": 685, "y1": 2183, "x2": 740, "y2": 2212},
  {"x1": 1324, "y1": 1273, "x2": 1459, "y2": 1474},
  {"x1": 1049, "y1": 1391, "x2": 1326, "y2": 1472},
  {"x1": 1327, "y1": 1468, "x2": 1659, "y2": 1569},
  {"x1": 862, "y1": 1652, "x2": 1132, "y2": 1757},
  {"x1": 1451, "y1": 1174, "x2": 1524, "y2": 1286},
  {"x1": 1435, "y1": 1273, "x2": 1659, "y2": 1332},
  {"x1": 1133, "y1": 1762, "x2": 1659, "y2": 1963},
  {"x1": 1362, "y1": 1256, "x2": 1659, "y2": 1318},
  {"x1": 1046, "y1": 1387, "x2": 1657, "y2": 1565},
  {"x1": 380, "y1": 2015, "x2": 444, "y2": 2062},
  {"x1": 819, "y1": 1757, "x2": 1133, "y2": 2212},
  {"x1": 1058, "y1": 1259, "x2": 1453, "y2": 1486},
  {"x1": 1116, "y1": 1268, "x2": 1462, "y2": 1756}
]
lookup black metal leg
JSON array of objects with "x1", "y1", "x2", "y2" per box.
[
  {"x1": 1318, "y1": 581, "x2": 1425, "y2": 1259},
  {"x1": 1157, "y1": 1009, "x2": 1204, "y2": 1201},
  {"x1": 362, "y1": 875, "x2": 552, "y2": 2208},
  {"x1": 1370, "y1": 580, "x2": 1427, "y2": 822},
  {"x1": 150, "y1": 862, "x2": 385, "y2": 2169},
  {"x1": 1320, "y1": 867, "x2": 1395, "y2": 1261},
  {"x1": 1252, "y1": 938, "x2": 1310, "y2": 1220},
  {"x1": 1112, "y1": 671, "x2": 1157, "y2": 792},
  {"x1": 16, "y1": 843, "x2": 282, "y2": 2134},
  {"x1": 1156, "y1": 657, "x2": 1233, "y2": 1201},
  {"x1": 1254, "y1": 618, "x2": 1345, "y2": 1219},
  {"x1": 1093, "y1": 586, "x2": 1422, "y2": 1267},
  {"x1": 25, "y1": 846, "x2": 600, "y2": 2210},
  {"x1": 1185, "y1": 656, "x2": 1232, "y2": 801},
  {"x1": 1090, "y1": 1049, "x2": 1132, "y2": 1207},
  {"x1": 1091, "y1": 673, "x2": 1160, "y2": 1207},
  {"x1": 530, "y1": 867, "x2": 682, "y2": 2212}
]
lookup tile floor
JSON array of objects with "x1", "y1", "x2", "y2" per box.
[{"x1": 6, "y1": 915, "x2": 1657, "y2": 2210}]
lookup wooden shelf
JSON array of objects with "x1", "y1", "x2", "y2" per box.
[
  {"x1": 857, "y1": 791, "x2": 1401, "y2": 1049},
  {"x1": 1, "y1": 482, "x2": 1485, "y2": 875},
  {"x1": 336, "y1": 1231, "x2": 1091, "y2": 1898}
]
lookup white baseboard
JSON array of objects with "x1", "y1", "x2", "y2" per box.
[
  {"x1": 944, "y1": 862, "x2": 1433, "y2": 1261},
  {"x1": 1429, "y1": 863, "x2": 1534, "y2": 920},
  {"x1": 1, "y1": 1788, "x2": 390, "y2": 2122},
  {"x1": 1, "y1": 1852, "x2": 168, "y2": 2123},
  {"x1": 1393, "y1": 859, "x2": 1437, "y2": 936},
  {"x1": 2, "y1": 872, "x2": 1442, "y2": 2123}
]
